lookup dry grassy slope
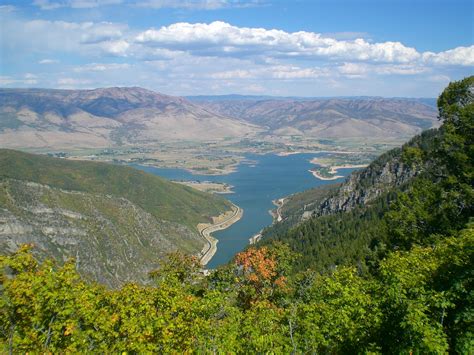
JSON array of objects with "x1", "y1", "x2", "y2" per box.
[
  {"x1": 0, "y1": 87, "x2": 261, "y2": 149},
  {"x1": 194, "y1": 98, "x2": 439, "y2": 138}
]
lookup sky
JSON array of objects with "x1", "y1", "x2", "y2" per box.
[{"x1": 0, "y1": 0, "x2": 472, "y2": 97}]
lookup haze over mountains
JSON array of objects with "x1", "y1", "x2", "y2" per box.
[
  {"x1": 0, "y1": 87, "x2": 440, "y2": 151},
  {"x1": 191, "y1": 96, "x2": 439, "y2": 138},
  {"x1": 0, "y1": 87, "x2": 259, "y2": 149}
]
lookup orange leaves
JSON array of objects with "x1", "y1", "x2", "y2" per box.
[
  {"x1": 235, "y1": 247, "x2": 278, "y2": 285},
  {"x1": 234, "y1": 246, "x2": 289, "y2": 307},
  {"x1": 274, "y1": 276, "x2": 287, "y2": 289}
]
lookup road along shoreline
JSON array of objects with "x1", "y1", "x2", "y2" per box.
[{"x1": 197, "y1": 203, "x2": 243, "y2": 266}]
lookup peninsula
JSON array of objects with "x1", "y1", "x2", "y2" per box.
[{"x1": 309, "y1": 157, "x2": 368, "y2": 180}]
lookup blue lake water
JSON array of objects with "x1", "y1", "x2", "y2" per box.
[{"x1": 133, "y1": 153, "x2": 355, "y2": 268}]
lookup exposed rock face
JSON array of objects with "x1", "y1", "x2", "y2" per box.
[
  {"x1": 318, "y1": 155, "x2": 417, "y2": 215},
  {"x1": 0, "y1": 179, "x2": 203, "y2": 288}
]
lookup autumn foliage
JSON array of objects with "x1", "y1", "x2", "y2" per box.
[{"x1": 234, "y1": 246, "x2": 289, "y2": 307}]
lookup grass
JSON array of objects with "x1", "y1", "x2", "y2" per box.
[{"x1": 0, "y1": 149, "x2": 232, "y2": 229}]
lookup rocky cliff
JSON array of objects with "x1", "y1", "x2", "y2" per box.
[{"x1": 317, "y1": 152, "x2": 417, "y2": 215}]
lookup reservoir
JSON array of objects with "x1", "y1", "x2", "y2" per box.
[{"x1": 134, "y1": 153, "x2": 355, "y2": 268}]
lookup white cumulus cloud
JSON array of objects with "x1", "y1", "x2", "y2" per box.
[
  {"x1": 422, "y1": 46, "x2": 474, "y2": 66},
  {"x1": 135, "y1": 21, "x2": 422, "y2": 64},
  {"x1": 135, "y1": 21, "x2": 474, "y2": 68}
]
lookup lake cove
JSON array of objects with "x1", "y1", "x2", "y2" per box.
[{"x1": 133, "y1": 153, "x2": 355, "y2": 268}]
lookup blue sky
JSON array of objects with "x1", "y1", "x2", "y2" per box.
[{"x1": 0, "y1": 0, "x2": 472, "y2": 97}]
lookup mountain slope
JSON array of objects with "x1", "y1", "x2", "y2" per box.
[
  {"x1": 192, "y1": 97, "x2": 439, "y2": 139},
  {"x1": 0, "y1": 78, "x2": 472, "y2": 353},
  {"x1": 0, "y1": 149, "x2": 232, "y2": 286},
  {"x1": 260, "y1": 76, "x2": 473, "y2": 273},
  {"x1": 0, "y1": 87, "x2": 260, "y2": 149}
]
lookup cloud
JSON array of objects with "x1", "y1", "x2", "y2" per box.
[
  {"x1": 100, "y1": 40, "x2": 130, "y2": 55},
  {"x1": 57, "y1": 77, "x2": 93, "y2": 87},
  {"x1": 0, "y1": 75, "x2": 38, "y2": 85},
  {"x1": 79, "y1": 23, "x2": 125, "y2": 44},
  {"x1": 135, "y1": 21, "x2": 421, "y2": 64},
  {"x1": 4, "y1": 17, "x2": 471, "y2": 69},
  {"x1": 338, "y1": 62, "x2": 429, "y2": 79},
  {"x1": 135, "y1": 21, "x2": 474, "y2": 68},
  {"x1": 211, "y1": 65, "x2": 328, "y2": 80},
  {"x1": 1, "y1": 14, "x2": 472, "y2": 97},
  {"x1": 135, "y1": 0, "x2": 263, "y2": 10},
  {"x1": 39, "y1": 59, "x2": 60, "y2": 64},
  {"x1": 33, "y1": 0, "x2": 123, "y2": 10},
  {"x1": 374, "y1": 64, "x2": 427, "y2": 75},
  {"x1": 2, "y1": 18, "x2": 130, "y2": 57},
  {"x1": 33, "y1": 0, "x2": 262, "y2": 10},
  {"x1": 73, "y1": 62, "x2": 131, "y2": 72},
  {"x1": 0, "y1": 5, "x2": 16, "y2": 12},
  {"x1": 422, "y1": 46, "x2": 474, "y2": 66},
  {"x1": 322, "y1": 32, "x2": 370, "y2": 41},
  {"x1": 338, "y1": 63, "x2": 368, "y2": 77}
]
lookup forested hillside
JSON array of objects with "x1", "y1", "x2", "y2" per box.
[
  {"x1": 261, "y1": 128, "x2": 441, "y2": 272},
  {"x1": 0, "y1": 77, "x2": 472, "y2": 353},
  {"x1": 261, "y1": 76, "x2": 473, "y2": 273},
  {"x1": 0, "y1": 150, "x2": 231, "y2": 286}
]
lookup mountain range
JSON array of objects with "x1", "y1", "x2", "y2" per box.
[
  {"x1": 0, "y1": 87, "x2": 440, "y2": 151},
  {"x1": 0, "y1": 87, "x2": 259, "y2": 149},
  {"x1": 1, "y1": 77, "x2": 472, "y2": 353},
  {"x1": 191, "y1": 96, "x2": 439, "y2": 138}
]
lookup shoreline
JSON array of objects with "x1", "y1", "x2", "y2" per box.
[
  {"x1": 125, "y1": 151, "x2": 366, "y2": 178},
  {"x1": 174, "y1": 180, "x2": 235, "y2": 194},
  {"x1": 198, "y1": 203, "x2": 243, "y2": 266},
  {"x1": 270, "y1": 198, "x2": 286, "y2": 223},
  {"x1": 309, "y1": 157, "x2": 368, "y2": 170},
  {"x1": 309, "y1": 157, "x2": 368, "y2": 180},
  {"x1": 308, "y1": 168, "x2": 344, "y2": 181},
  {"x1": 249, "y1": 231, "x2": 263, "y2": 245},
  {"x1": 276, "y1": 151, "x2": 302, "y2": 156}
]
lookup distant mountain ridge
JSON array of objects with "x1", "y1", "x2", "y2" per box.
[
  {"x1": 193, "y1": 96, "x2": 439, "y2": 139},
  {"x1": 0, "y1": 87, "x2": 439, "y2": 151},
  {"x1": 0, "y1": 87, "x2": 259, "y2": 149},
  {"x1": 187, "y1": 94, "x2": 437, "y2": 107}
]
